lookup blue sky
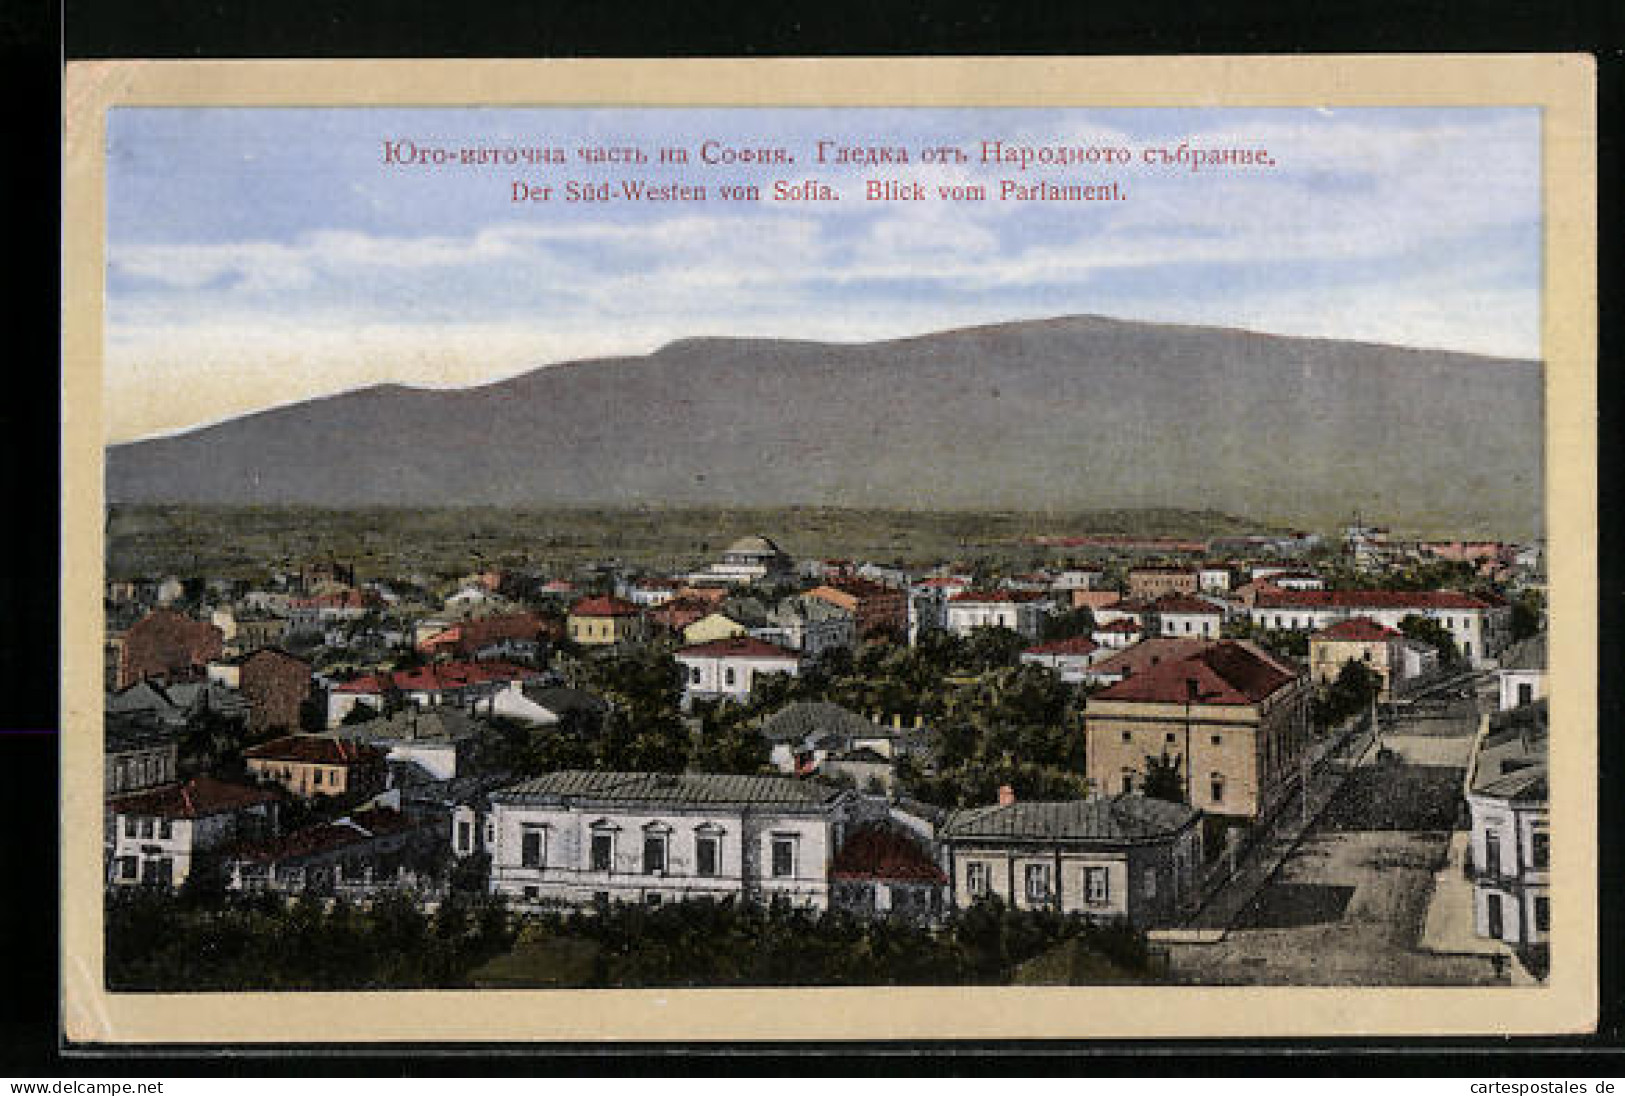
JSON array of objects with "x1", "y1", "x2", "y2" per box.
[{"x1": 105, "y1": 106, "x2": 1541, "y2": 442}]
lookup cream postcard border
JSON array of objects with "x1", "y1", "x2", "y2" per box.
[{"x1": 61, "y1": 55, "x2": 1597, "y2": 1043}]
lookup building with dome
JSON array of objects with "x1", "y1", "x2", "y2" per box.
[{"x1": 691, "y1": 535, "x2": 795, "y2": 586}]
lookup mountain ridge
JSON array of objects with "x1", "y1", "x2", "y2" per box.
[{"x1": 104, "y1": 314, "x2": 1544, "y2": 539}]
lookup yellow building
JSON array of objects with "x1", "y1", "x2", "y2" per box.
[
  {"x1": 1084, "y1": 640, "x2": 1312, "y2": 828},
  {"x1": 243, "y1": 734, "x2": 388, "y2": 800},
  {"x1": 566, "y1": 595, "x2": 647, "y2": 646},
  {"x1": 1308, "y1": 616, "x2": 1406, "y2": 701}
]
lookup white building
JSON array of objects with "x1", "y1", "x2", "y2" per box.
[
  {"x1": 674, "y1": 636, "x2": 802, "y2": 705},
  {"x1": 1150, "y1": 595, "x2": 1224, "y2": 640},
  {"x1": 1497, "y1": 632, "x2": 1548, "y2": 712},
  {"x1": 107, "y1": 776, "x2": 280, "y2": 888},
  {"x1": 1196, "y1": 565, "x2": 1234, "y2": 594},
  {"x1": 487, "y1": 770, "x2": 857, "y2": 910},
  {"x1": 944, "y1": 590, "x2": 1049, "y2": 641},
  {"x1": 1465, "y1": 702, "x2": 1548, "y2": 949},
  {"x1": 1019, "y1": 636, "x2": 1105, "y2": 684},
  {"x1": 692, "y1": 535, "x2": 795, "y2": 586},
  {"x1": 1248, "y1": 590, "x2": 1510, "y2": 668},
  {"x1": 1052, "y1": 568, "x2": 1106, "y2": 593}
]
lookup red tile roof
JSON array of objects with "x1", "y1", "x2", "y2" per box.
[
  {"x1": 949, "y1": 589, "x2": 1047, "y2": 604},
  {"x1": 243, "y1": 734, "x2": 388, "y2": 766},
  {"x1": 109, "y1": 775, "x2": 279, "y2": 819},
  {"x1": 1254, "y1": 589, "x2": 1495, "y2": 611},
  {"x1": 569, "y1": 595, "x2": 640, "y2": 618},
  {"x1": 1092, "y1": 640, "x2": 1299, "y2": 706},
  {"x1": 830, "y1": 824, "x2": 948, "y2": 884},
  {"x1": 332, "y1": 660, "x2": 542, "y2": 694},
  {"x1": 1312, "y1": 616, "x2": 1403, "y2": 642},
  {"x1": 229, "y1": 807, "x2": 419, "y2": 865},
  {"x1": 1023, "y1": 635, "x2": 1100, "y2": 657},
  {"x1": 1095, "y1": 620, "x2": 1143, "y2": 634},
  {"x1": 1152, "y1": 595, "x2": 1223, "y2": 615},
  {"x1": 675, "y1": 636, "x2": 801, "y2": 661}
]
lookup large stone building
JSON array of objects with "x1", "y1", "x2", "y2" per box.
[
  {"x1": 1083, "y1": 639, "x2": 1313, "y2": 829},
  {"x1": 107, "y1": 775, "x2": 280, "y2": 889},
  {"x1": 486, "y1": 770, "x2": 856, "y2": 910},
  {"x1": 1308, "y1": 616, "x2": 1408, "y2": 701},
  {"x1": 565, "y1": 595, "x2": 647, "y2": 647},
  {"x1": 243, "y1": 734, "x2": 388, "y2": 801}
]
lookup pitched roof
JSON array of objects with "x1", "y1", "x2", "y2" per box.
[
  {"x1": 229, "y1": 807, "x2": 420, "y2": 865},
  {"x1": 1312, "y1": 616, "x2": 1403, "y2": 642},
  {"x1": 759, "y1": 701, "x2": 876, "y2": 744},
  {"x1": 830, "y1": 824, "x2": 947, "y2": 884},
  {"x1": 1151, "y1": 595, "x2": 1223, "y2": 615},
  {"x1": 243, "y1": 734, "x2": 387, "y2": 766},
  {"x1": 1091, "y1": 640, "x2": 1299, "y2": 705},
  {"x1": 1254, "y1": 589, "x2": 1495, "y2": 611},
  {"x1": 675, "y1": 635, "x2": 800, "y2": 661},
  {"x1": 1023, "y1": 635, "x2": 1100, "y2": 657},
  {"x1": 569, "y1": 595, "x2": 640, "y2": 618},
  {"x1": 949, "y1": 588, "x2": 1046, "y2": 604},
  {"x1": 1094, "y1": 620, "x2": 1143, "y2": 634},
  {"x1": 109, "y1": 775, "x2": 279, "y2": 819},
  {"x1": 490, "y1": 770, "x2": 846, "y2": 809},
  {"x1": 942, "y1": 795, "x2": 1199, "y2": 844},
  {"x1": 1499, "y1": 631, "x2": 1547, "y2": 672},
  {"x1": 332, "y1": 660, "x2": 542, "y2": 694}
]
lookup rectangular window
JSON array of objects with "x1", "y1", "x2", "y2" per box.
[
  {"x1": 1143, "y1": 868, "x2": 1157, "y2": 898},
  {"x1": 457, "y1": 820, "x2": 472, "y2": 854},
  {"x1": 696, "y1": 835, "x2": 719, "y2": 877},
  {"x1": 1085, "y1": 866, "x2": 1110, "y2": 905},
  {"x1": 1531, "y1": 830, "x2": 1550, "y2": 870},
  {"x1": 124, "y1": 817, "x2": 137, "y2": 838},
  {"x1": 1210, "y1": 775, "x2": 1225, "y2": 804},
  {"x1": 771, "y1": 836, "x2": 796, "y2": 878},
  {"x1": 522, "y1": 885, "x2": 539, "y2": 900},
  {"x1": 591, "y1": 832, "x2": 614, "y2": 872},
  {"x1": 1534, "y1": 896, "x2": 1550, "y2": 932},
  {"x1": 140, "y1": 818, "x2": 154, "y2": 839},
  {"x1": 158, "y1": 819, "x2": 172, "y2": 840},
  {"x1": 1023, "y1": 863, "x2": 1051, "y2": 903},
  {"x1": 966, "y1": 861, "x2": 989, "y2": 897},
  {"x1": 646, "y1": 892, "x2": 662, "y2": 907},
  {"x1": 521, "y1": 827, "x2": 544, "y2": 869},
  {"x1": 313, "y1": 769, "x2": 323, "y2": 787},
  {"x1": 118, "y1": 856, "x2": 137, "y2": 880},
  {"x1": 643, "y1": 835, "x2": 667, "y2": 874},
  {"x1": 1210, "y1": 734, "x2": 1223, "y2": 746}
]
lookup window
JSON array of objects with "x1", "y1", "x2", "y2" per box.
[
  {"x1": 1085, "y1": 866, "x2": 1110, "y2": 905},
  {"x1": 457, "y1": 821, "x2": 472, "y2": 854},
  {"x1": 1518, "y1": 682, "x2": 1534, "y2": 706},
  {"x1": 522, "y1": 885, "x2": 539, "y2": 900},
  {"x1": 1210, "y1": 734, "x2": 1223, "y2": 746},
  {"x1": 1209, "y1": 773, "x2": 1225, "y2": 804},
  {"x1": 118, "y1": 856, "x2": 137, "y2": 880},
  {"x1": 158, "y1": 819, "x2": 172, "y2": 840},
  {"x1": 313, "y1": 768, "x2": 323, "y2": 787},
  {"x1": 1165, "y1": 732, "x2": 1177, "y2": 744},
  {"x1": 1143, "y1": 868, "x2": 1158, "y2": 898},
  {"x1": 140, "y1": 818, "x2": 154, "y2": 839},
  {"x1": 1484, "y1": 830, "x2": 1502, "y2": 876},
  {"x1": 724, "y1": 667, "x2": 736, "y2": 687},
  {"x1": 591, "y1": 832, "x2": 614, "y2": 872},
  {"x1": 1024, "y1": 863, "x2": 1051, "y2": 903},
  {"x1": 124, "y1": 817, "x2": 137, "y2": 838},
  {"x1": 1534, "y1": 896, "x2": 1550, "y2": 932},
  {"x1": 1121, "y1": 730, "x2": 1132, "y2": 743},
  {"x1": 1531, "y1": 830, "x2": 1550, "y2": 870},
  {"x1": 696, "y1": 834, "x2": 720, "y2": 877},
  {"x1": 771, "y1": 836, "x2": 796, "y2": 878},
  {"x1": 643, "y1": 834, "x2": 667, "y2": 874},
  {"x1": 646, "y1": 892, "x2": 663, "y2": 907},
  {"x1": 690, "y1": 665, "x2": 702, "y2": 684},
  {"x1": 521, "y1": 826, "x2": 545, "y2": 869},
  {"x1": 1121, "y1": 773, "x2": 1134, "y2": 795},
  {"x1": 966, "y1": 861, "x2": 990, "y2": 897}
]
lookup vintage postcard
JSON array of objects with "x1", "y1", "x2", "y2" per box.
[{"x1": 61, "y1": 56, "x2": 1596, "y2": 1044}]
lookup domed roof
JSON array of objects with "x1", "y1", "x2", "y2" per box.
[{"x1": 726, "y1": 535, "x2": 783, "y2": 556}]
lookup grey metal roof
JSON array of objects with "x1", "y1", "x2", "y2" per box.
[
  {"x1": 942, "y1": 795, "x2": 1199, "y2": 844},
  {"x1": 759, "y1": 701, "x2": 877, "y2": 744},
  {"x1": 1499, "y1": 631, "x2": 1547, "y2": 673},
  {"x1": 491, "y1": 770, "x2": 846, "y2": 809}
]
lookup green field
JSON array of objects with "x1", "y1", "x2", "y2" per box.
[{"x1": 105, "y1": 504, "x2": 1294, "y2": 582}]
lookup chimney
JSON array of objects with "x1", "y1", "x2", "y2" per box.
[{"x1": 998, "y1": 784, "x2": 1016, "y2": 807}]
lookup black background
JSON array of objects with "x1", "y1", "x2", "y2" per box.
[{"x1": 11, "y1": 0, "x2": 1623, "y2": 1076}]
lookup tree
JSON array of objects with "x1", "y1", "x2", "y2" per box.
[
  {"x1": 1039, "y1": 607, "x2": 1096, "y2": 643},
  {"x1": 1141, "y1": 751, "x2": 1186, "y2": 803},
  {"x1": 1510, "y1": 590, "x2": 1545, "y2": 643},
  {"x1": 1399, "y1": 614, "x2": 1462, "y2": 669},
  {"x1": 298, "y1": 693, "x2": 328, "y2": 733}
]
